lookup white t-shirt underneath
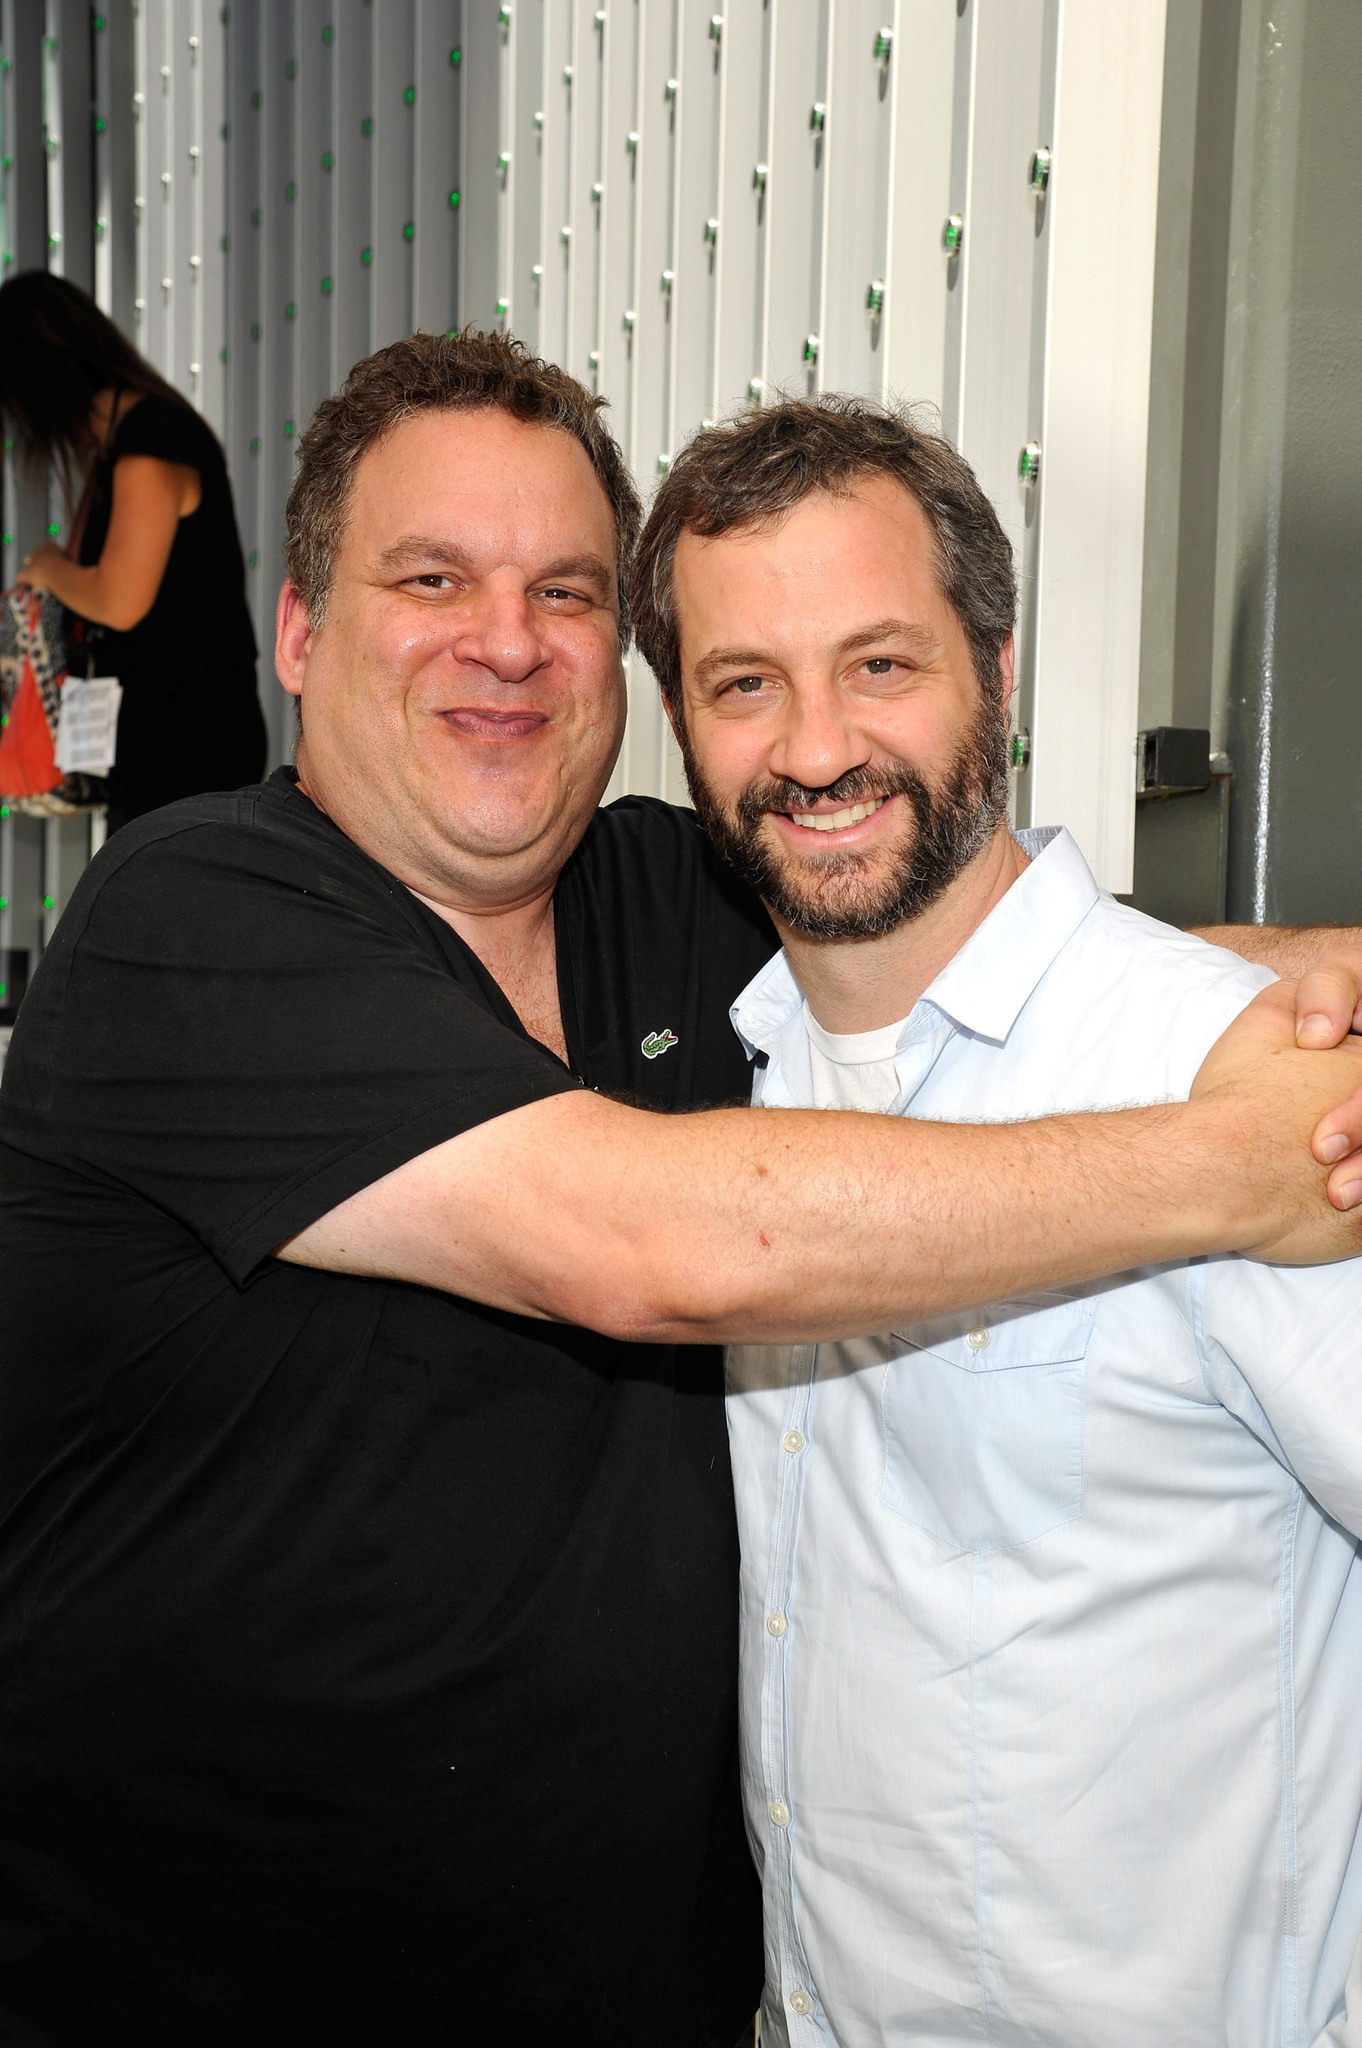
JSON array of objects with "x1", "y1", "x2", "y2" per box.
[{"x1": 802, "y1": 1004, "x2": 907, "y2": 1113}]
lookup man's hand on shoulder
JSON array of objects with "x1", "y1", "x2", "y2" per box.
[
  {"x1": 1196, "y1": 923, "x2": 1362, "y2": 1049},
  {"x1": 1190, "y1": 979, "x2": 1362, "y2": 1261}
]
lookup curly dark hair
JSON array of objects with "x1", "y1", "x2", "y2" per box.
[
  {"x1": 285, "y1": 329, "x2": 642, "y2": 641},
  {"x1": 632, "y1": 395, "x2": 1017, "y2": 711}
]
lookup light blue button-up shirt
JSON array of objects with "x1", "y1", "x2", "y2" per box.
[{"x1": 727, "y1": 828, "x2": 1362, "y2": 2048}]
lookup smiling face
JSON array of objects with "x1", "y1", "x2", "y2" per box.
[
  {"x1": 277, "y1": 405, "x2": 626, "y2": 909},
  {"x1": 670, "y1": 475, "x2": 1014, "y2": 940}
]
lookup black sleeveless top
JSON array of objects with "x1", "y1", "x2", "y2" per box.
[{"x1": 78, "y1": 392, "x2": 265, "y2": 823}]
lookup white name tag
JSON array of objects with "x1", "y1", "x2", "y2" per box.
[{"x1": 55, "y1": 674, "x2": 123, "y2": 776}]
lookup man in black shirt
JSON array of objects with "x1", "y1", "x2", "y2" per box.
[{"x1": 1, "y1": 332, "x2": 1359, "y2": 2048}]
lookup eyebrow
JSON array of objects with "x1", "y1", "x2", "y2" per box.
[
  {"x1": 692, "y1": 616, "x2": 940, "y2": 686},
  {"x1": 374, "y1": 536, "x2": 614, "y2": 597}
]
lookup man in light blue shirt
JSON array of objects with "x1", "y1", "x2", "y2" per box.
[{"x1": 632, "y1": 398, "x2": 1362, "y2": 2046}]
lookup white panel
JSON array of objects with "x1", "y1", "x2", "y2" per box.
[
  {"x1": 329, "y1": 0, "x2": 373, "y2": 386},
  {"x1": 710, "y1": 0, "x2": 766, "y2": 418},
  {"x1": 369, "y1": 0, "x2": 416, "y2": 349},
  {"x1": 511, "y1": 0, "x2": 543, "y2": 344},
  {"x1": 535, "y1": 0, "x2": 573, "y2": 362},
  {"x1": 564, "y1": 0, "x2": 604, "y2": 382},
  {"x1": 412, "y1": 0, "x2": 462, "y2": 337},
  {"x1": 668, "y1": 0, "x2": 721, "y2": 438},
  {"x1": 630, "y1": 0, "x2": 675, "y2": 478},
  {"x1": 819, "y1": 0, "x2": 893, "y2": 395},
  {"x1": 195, "y1": 5, "x2": 229, "y2": 435},
  {"x1": 763, "y1": 0, "x2": 823, "y2": 400},
  {"x1": 1026, "y1": 0, "x2": 1167, "y2": 893},
  {"x1": 595, "y1": 0, "x2": 638, "y2": 418},
  {"x1": 882, "y1": 0, "x2": 955, "y2": 416},
  {"x1": 459, "y1": 1, "x2": 501, "y2": 326},
  {"x1": 955, "y1": 0, "x2": 1044, "y2": 563}
]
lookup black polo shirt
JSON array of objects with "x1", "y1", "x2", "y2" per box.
[{"x1": 0, "y1": 770, "x2": 776, "y2": 2047}]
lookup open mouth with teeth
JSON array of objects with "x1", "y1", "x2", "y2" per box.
[{"x1": 784, "y1": 795, "x2": 888, "y2": 834}]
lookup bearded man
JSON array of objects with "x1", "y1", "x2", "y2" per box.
[{"x1": 633, "y1": 395, "x2": 1362, "y2": 2048}]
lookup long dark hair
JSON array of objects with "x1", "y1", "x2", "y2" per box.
[{"x1": 0, "y1": 270, "x2": 190, "y2": 499}]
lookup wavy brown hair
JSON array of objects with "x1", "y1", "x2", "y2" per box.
[
  {"x1": 632, "y1": 395, "x2": 1017, "y2": 712},
  {"x1": 285, "y1": 329, "x2": 642, "y2": 640}
]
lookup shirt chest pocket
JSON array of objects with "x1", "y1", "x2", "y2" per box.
[{"x1": 881, "y1": 1294, "x2": 1097, "y2": 1553}]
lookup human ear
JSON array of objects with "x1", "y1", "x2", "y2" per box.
[{"x1": 275, "y1": 581, "x2": 314, "y2": 699}]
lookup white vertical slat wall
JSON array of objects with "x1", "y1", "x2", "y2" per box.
[{"x1": 1, "y1": 0, "x2": 1170, "y2": 1014}]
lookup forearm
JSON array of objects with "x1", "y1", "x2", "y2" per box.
[
  {"x1": 29, "y1": 554, "x2": 121, "y2": 627},
  {"x1": 282, "y1": 1091, "x2": 1282, "y2": 1345},
  {"x1": 1195, "y1": 923, "x2": 1362, "y2": 976}
]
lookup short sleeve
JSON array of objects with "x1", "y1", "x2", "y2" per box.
[
  {"x1": 1, "y1": 791, "x2": 580, "y2": 1284},
  {"x1": 111, "y1": 392, "x2": 212, "y2": 470},
  {"x1": 1194, "y1": 1255, "x2": 1362, "y2": 1539}
]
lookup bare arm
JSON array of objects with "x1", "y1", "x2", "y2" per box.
[
  {"x1": 279, "y1": 982, "x2": 1362, "y2": 1346},
  {"x1": 20, "y1": 455, "x2": 199, "y2": 630},
  {"x1": 1195, "y1": 924, "x2": 1362, "y2": 1048}
]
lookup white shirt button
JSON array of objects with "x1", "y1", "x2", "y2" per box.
[
  {"x1": 782, "y1": 1428, "x2": 806, "y2": 1454},
  {"x1": 766, "y1": 1610, "x2": 788, "y2": 1637},
  {"x1": 768, "y1": 1799, "x2": 790, "y2": 1827},
  {"x1": 966, "y1": 1325, "x2": 991, "y2": 1349},
  {"x1": 789, "y1": 1987, "x2": 812, "y2": 2015}
]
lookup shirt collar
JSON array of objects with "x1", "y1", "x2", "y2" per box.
[{"x1": 729, "y1": 827, "x2": 1100, "y2": 1061}]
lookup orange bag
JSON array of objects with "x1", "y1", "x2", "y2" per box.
[
  {"x1": 0, "y1": 615, "x2": 61, "y2": 797},
  {"x1": 0, "y1": 587, "x2": 108, "y2": 814}
]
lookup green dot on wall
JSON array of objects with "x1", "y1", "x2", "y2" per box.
[
  {"x1": 404, "y1": 84, "x2": 415, "y2": 105},
  {"x1": 322, "y1": 24, "x2": 334, "y2": 44},
  {"x1": 220, "y1": 345, "x2": 229, "y2": 362},
  {"x1": 448, "y1": 188, "x2": 460, "y2": 210},
  {"x1": 250, "y1": 322, "x2": 261, "y2": 341},
  {"x1": 0, "y1": 897, "x2": 7, "y2": 910},
  {"x1": 249, "y1": 437, "x2": 260, "y2": 454},
  {"x1": 360, "y1": 245, "x2": 372, "y2": 266},
  {"x1": 42, "y1": 895, "x2": 54, "y2": 911},
  {"x1": 93, "y1": 11, "x2": 105, "y2": 26},
  {"x1": 94, "y1": 116, "x2": 107, "y2": 134},
  {"x1": 284, "y1": 302, "x2": 296, "y2": 321},
  {"x1": 248, "y1": 550, "x2": 259, "y2": 568},
  {"x1": 220, "y1": 234, "x2": 229, "y2": 252},
  {"x1": 449, "y1": 45, "x2": 462, "y2": 65},
  {"x1": 403, "y1": 221, "x2": 414, "y2": 243},
  {"x1": 284, "y1": 420, "x2": 295, "y2": 438},
  {"x1": 47, "y1": 521, "x2": 58, "y2": 538},
  {"x1": 251, "y1": 89, "x2": 262, "y2": 110},
  {"x1": 321, "y1": 150, "x2": 333, "y2": 171},
  {"x1": 361, "y1": 116, "x2": 372, "y2": 137},
  {"x1": 251, "y1": 207, "x2": 262, "y2": 226},
  {"x1": 1, "y1": 531, "x2": 11, "y2": 546},
  {"x1": 321, "y1": 275, "x2": 333, "y2": 295},
  {"x1": 285, "y1": 58, "x2": 297, "y2": 79},
  {"x1": 285, "y1": 181, "x2": 296, "y2": 201}
]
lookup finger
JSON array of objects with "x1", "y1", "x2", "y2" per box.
[
  {"x1": 1297, "y1": 961, "x2": 1362, "y2": 1047},
  {"x1": 1313, "y1": 1068, "x2": 1362, "y2": 1167},
  {"x1": 1326, "y1": 1149, "x2": 1362, "y2": 1212}
]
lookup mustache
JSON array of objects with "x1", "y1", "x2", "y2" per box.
[{"x1": 736, "y1": 761, "x2": 922, "y2": 827}]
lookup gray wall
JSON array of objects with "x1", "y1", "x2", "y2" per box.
[{"x1": 1219, "y1": 0, "x2": 1362, "y2": 922}]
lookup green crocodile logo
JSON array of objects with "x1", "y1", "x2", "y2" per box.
[{"x1": 641, "y1": 1028, "x2": 679, "y2": 1060}]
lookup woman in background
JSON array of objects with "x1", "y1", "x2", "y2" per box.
[{"x1": 0, "y1": 270, "x2": 265, "y2": 833}]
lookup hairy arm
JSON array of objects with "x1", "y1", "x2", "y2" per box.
[
  {"x1": 280, "y1": 983, "x2": 1362, "y2": 1345},
  {"x1": 1196, "y1": 924, "x2": 1362, "y2": 1047},
  {"x1": 21, "y1": 455, "x2": 197, "y2": 630}
]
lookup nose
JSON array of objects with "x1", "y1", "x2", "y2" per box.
[
  {"x1": 767, "y1": 675, "x2": 872, "y2": 795},
  {"x1": 450, "y1": 569, "x2": 548, "y2": 687}
]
